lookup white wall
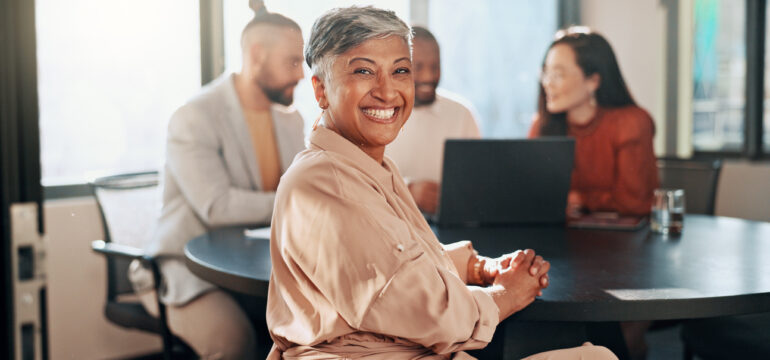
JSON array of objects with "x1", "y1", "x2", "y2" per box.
[
  {"x1": 581, "y1": 0, "x2": 668, "y2": 156},
  {"x1": 45, "y1": 197, "x2": 160, "y2": 359}
]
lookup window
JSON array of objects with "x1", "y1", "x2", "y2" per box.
[
  {"x1": 691, "y1": 0, "x2": 769, "y2": 157},
  {"x1": 223, "y1": 0, "x2": 410, "y2": 132},
  {"x1": 427, "y1": 0, "x2": 558, "y2": 137},
  {"x1": 765, "y1": 2, "x2": 770, "y2": 153},
  {"x1": 38, "y1": 0, "x2": 563, "y2": 190},
  {"x1": 36, "y1": 0, "x2": 201, "y2": 185},
  {"x1": 692, "y1": 0, "x2": 746, "y2": 153}
]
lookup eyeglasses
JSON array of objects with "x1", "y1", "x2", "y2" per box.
[{"x1": 540, "y1": 70, "x2": 569, "y2": 85}]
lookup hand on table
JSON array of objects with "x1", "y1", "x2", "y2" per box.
[
  {"x1": 481, "y1": 250, "x2": 550, "y2": 295},
  {"x1": 567, "y1": 191, "x2": 586, "y2": 219},
  {"x1": 408, "y1": 180, "x2": 439, "y2": 214},
  {"x1": 485, "y1": 249, "x2": 550, "y2": 321}
]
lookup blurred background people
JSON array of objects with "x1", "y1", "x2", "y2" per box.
[
  {"x1": 386, "y1": 26, "x2": 481, "y2": 215},
  {"x1": 528, "y1": 26, "x2": 658, "y2": 217},
  {"x1": 128, "y1": 8, "x2": 306, "y2": 359}
]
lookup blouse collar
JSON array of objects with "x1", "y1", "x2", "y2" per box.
[
  {"x1": 568, "y1": 106, "x2": 605, "y2": 137},
  {"x1": 309, "y1": 126, "x2": 398, "y2": 193}
]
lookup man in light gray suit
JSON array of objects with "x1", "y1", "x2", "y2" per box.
[{"x1": 129, "y1": 10, "x2": 305, "y2": 359}]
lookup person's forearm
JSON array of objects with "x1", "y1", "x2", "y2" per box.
[
  {"x1": 202, "y1": 188, "x2": 276, "y2": 226},
  {"x1": 442, "y1": 241, "x2": 476, "y2": 283},
  {"x1": 482, "y1": 285, "x2": 510, "y2": 322}
]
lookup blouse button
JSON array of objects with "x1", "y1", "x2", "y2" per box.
[{"x1": 397, "y1": 244, "x2": 404, "y2": 252}]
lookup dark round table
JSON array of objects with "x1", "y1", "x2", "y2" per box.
[
  {"x1": 185, "y1": 226, "x2": 272, "y2": 297},
  {"x1": 185, "y1": 215, "x2": 770, "y2": 322}
]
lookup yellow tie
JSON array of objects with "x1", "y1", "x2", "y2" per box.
[{"x1": 243, "y1": 110, "x2": 281, "y2": 191}]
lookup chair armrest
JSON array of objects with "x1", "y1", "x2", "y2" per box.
[
  {"x1": 91, "y1": 239, "x2": 173, "y2": 347},
  {"x1": 91, "y1": 240, "x2": 164, "y2": 292},
  {"x1": 91, "y1": 240, "x2": 147, "y2": 261},
  {"x1": 90, "y1": 240, "x2": 160, "y2": 275}
]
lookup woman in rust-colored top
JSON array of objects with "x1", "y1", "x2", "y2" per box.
[
  {"x1": 528, "y1": 26, "x2": 658, "y2": 217},
  {"x1": 529, "y1": 26, "x2": 658, "y2": 360}
]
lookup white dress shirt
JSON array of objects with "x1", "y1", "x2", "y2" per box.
[{"x1": 386, "y1": 88, "x2": 481, "y2": 184}]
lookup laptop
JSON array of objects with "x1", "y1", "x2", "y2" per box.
[{"x1": 432, "y1": 138, "x2": 575, "y2": 227}]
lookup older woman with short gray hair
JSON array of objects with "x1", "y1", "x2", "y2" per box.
[{"x1": 266, "y1": 6, "x2": 616, "y2": 360}]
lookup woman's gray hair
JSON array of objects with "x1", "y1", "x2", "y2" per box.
[{"x1": 305, "y1": 6, "x2": 412, "y2": 82}]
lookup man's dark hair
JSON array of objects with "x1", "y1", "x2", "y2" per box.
[
  {"x1": 411, "y1": 25, "x2": 438, "y2": 47},
  {"x1": 241, "y1": 8, "x2": 301, "y2": 43}
]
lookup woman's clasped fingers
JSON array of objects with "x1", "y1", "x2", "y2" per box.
[
  {"x1": 529, "y1": 255, "x2": 545, "y2": 276},
  {"x1": 540, "y1": 273, "x2": 550, "y2": 289},
  {"x1": 499, "y1": 250, "x2": 523, "y2": 270}
]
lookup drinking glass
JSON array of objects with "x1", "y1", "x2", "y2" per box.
[{"x1": 651, "y1": 189, "x2": 685, "y2": 235}]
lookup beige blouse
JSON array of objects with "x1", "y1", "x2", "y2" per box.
[{"x1": 267, "y1": 126, "x2": 499, "y2": 359}]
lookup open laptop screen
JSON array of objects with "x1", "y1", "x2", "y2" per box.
[{"x1": 437, "y1": 138, "x2": 574, "y2": 227}]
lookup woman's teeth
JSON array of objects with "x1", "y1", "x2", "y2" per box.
[{"x1": 362, "y1": 108, "x2": 395, "y2": 119}]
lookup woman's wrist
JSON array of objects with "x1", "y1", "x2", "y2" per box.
[
  {"x1": 467, "y1": 253, "x2": 494, "y2": 286},
  {"x1": 467, "y1": 251, "x2": 482, "y2": 285},
  {"x1": 482, "y1": 285, "x2": 511, "y2": 322},
  {"x1": 479, "y1": 256, "x2": 496, "y2": 285}
]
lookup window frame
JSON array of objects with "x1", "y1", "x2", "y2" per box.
[{"x1": 692, "y1": 0, "x2": 767, "y2": 160}]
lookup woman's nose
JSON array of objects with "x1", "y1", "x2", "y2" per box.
[
  {"x1": 371, "y1": 74, "x2": 398, "y2": 102},
  {"x1": 541, "y1": 78, "x2": 556, "y2": 92}
]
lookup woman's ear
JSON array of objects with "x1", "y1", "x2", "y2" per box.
[
  {"x1": 311, "y1": 75, "x2": 328, "y2": 108},
  {"x1": 587, "y1": 73, "x2": 601, "y2": 94}
]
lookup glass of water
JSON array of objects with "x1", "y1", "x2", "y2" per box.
[{"x1": 651, "y1": 189, "x2": 685, "y2": 235}]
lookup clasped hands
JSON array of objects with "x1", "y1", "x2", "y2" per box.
[
  {"x1": 475, "y1": 250, "x2": 550, "y2": 291},
  {"x1": 471, "y1": 249, "x2": 551, "y2": 322}
]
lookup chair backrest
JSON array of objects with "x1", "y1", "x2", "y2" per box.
[
  {"x1": 657, "y1": 159, "x2": 722, "y2": 215},
  {"x1": 91, "y1": 171, "x2": 161, "y2": 300},
  {"x1": 713, "y1": 161, "x2": 770, "y2": 222}
]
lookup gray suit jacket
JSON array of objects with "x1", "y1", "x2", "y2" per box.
[{"x1": 137, "y1": 73, "x2": 305, "y2": 304}]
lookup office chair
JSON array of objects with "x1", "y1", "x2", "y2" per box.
[
  {"x1": 89, "y1": 171, "x2": 193, "y2": 359},
  {"x1": 656, "y1": 158, "x2": 722, "y2": 215},
  {"x1": 657, "y1": 159, "x2": 770, "y2": 358}
]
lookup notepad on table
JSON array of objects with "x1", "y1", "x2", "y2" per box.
[
  {"x1": 567, "y1": 212, "x2": 648, "y2": 231},
  {"x1": 244, "y1": 227, "x2": 271, "y2": 240}
]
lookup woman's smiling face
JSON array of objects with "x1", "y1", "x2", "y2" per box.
[
  {"x1": 541, "y1": 43, "x2": 598, "y2": 114},
  {"x1": 314, "y1": 35, "x2": 414, "y2": 160}
]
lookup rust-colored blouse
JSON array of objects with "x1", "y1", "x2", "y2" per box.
[{"x1": 528, "y1": 105, "x2": 659, "y2": 216}]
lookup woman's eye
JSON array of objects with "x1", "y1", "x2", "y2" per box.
[
  {"x1": 354, "y1": 68, "x2": 373, "y2": 75},
  {"x1": 394, "y1": 67, "x2": 411, "y2": 74}
]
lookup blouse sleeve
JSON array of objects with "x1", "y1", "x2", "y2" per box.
[
  {"x1": 527, "y1": 115, "x2": 542, "y2": 138},
  {"x1": 273, "y1": 155, "x2": 499, "y2": 354},
  {"x1": 441, "y1": 241, "x2": 476, "y2": 284},
  {"x1": 582, "y1": 109, "x2": 659, "y2": 215}
]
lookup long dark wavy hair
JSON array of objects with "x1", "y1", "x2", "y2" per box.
[{"x1": 537, "y1": 27, "x2": 636, "y2": 136}]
